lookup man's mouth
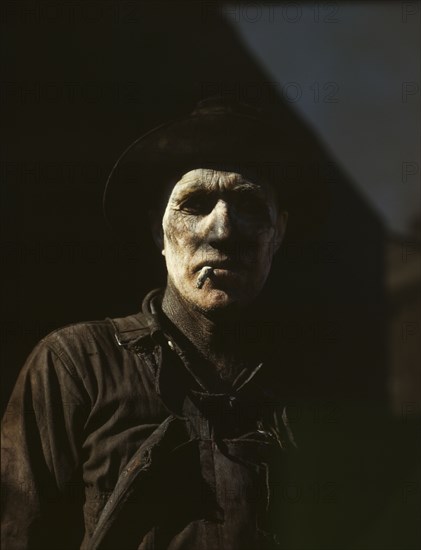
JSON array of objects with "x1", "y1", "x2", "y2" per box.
[
  {"x1": 195, "y1": 259, "x2": 243, "y2": 289},
  {"x1": 195, "y1": 258, "x2": 241, "y2": 272}
]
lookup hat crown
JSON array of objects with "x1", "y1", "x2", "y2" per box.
[{"x1": 191, "y1": 96, "x2": 263, "y2": 118}]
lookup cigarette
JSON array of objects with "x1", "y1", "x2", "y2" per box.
[{"x1": 196, "y1": 266, "x2": 213, "y2": 289}]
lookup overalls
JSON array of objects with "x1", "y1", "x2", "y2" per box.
[{"x1": 87, "y1": 290, "x2": 297, "y2": 549}]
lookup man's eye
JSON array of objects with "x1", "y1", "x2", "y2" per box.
[
  {"x1": 180, "y1": 196, "x2": 213, "y2": 214},
  {"x1": 236, "y1": 197, "x2": 268, "y2": 218}
]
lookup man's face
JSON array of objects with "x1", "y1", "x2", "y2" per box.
[{"x1": 159, "y1": 169, "x2": 288, "y2": 313}]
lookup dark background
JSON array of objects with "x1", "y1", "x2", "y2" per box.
[{"x1": 2, "y1": 2, "x2": 420, "y2": 549}]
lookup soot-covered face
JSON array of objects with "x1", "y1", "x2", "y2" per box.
[{"x1": 158, "y1": 169, "x2": 288, "y2": 314}]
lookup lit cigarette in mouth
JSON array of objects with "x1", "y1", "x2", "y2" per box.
[{"x1": 196, "y1": 266, "x2": 213, "y2": 289}]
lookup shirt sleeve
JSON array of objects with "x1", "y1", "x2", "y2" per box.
[{"x1": 1, "y1": 336, "x2": 90, "y2": 550}]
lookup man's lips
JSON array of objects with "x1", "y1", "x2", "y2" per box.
[
  {"x1": 194, "y1": 259, "x2": 244, "y2": 289},
  {"x1": 209, "y1": 268, "x2": 241, "y2": 281},
  {"x1": 195, "y1": 258, "x2": 243, "y2": 272}
]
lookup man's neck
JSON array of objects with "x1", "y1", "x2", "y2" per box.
[{"x1": 161, "y1": 281, "x2": 258, "y2": 388}]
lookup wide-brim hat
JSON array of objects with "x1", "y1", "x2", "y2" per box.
[{"x1": 103, "y1": 97, "x2": 329, "y2": 245}]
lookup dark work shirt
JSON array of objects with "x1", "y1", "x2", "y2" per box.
[{"x1": 1, "y1": 289, "x2": 296, "y2": 550}]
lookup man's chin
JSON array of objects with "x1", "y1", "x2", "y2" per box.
[{"x1": 192, "y1": 287, "x2": 252, "y2": 314}]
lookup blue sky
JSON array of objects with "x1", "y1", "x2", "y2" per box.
[{"x1": 224, "y1": 2, "x2": 420, "y2": 235}]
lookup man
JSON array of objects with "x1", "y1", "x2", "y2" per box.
[{"x1": 2, "y1": 98, "x2": 325, "y2": 549}]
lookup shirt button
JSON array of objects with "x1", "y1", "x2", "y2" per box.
[{"x1": 167, "y1": 340, "x2": 175, "y2": 350}]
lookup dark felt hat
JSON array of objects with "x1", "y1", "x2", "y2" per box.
[{"x1": 103, "y1": 97, "x2": 329, "y2": 243}]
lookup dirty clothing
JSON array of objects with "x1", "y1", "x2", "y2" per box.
[{"x1": 2, "y1": 289, "x2": 297, "y2": 550}]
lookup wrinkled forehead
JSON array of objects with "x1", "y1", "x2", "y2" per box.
[{"x1": 169, "y1": 168, "x2": 276, "y2": 199}]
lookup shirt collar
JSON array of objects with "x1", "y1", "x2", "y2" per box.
[{"x1": 132, "y1": 288, "x2": 280, "y2": 417}]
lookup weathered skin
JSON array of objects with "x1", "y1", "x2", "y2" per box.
[
  {"x1": 158, "y1": 169, "x2": 288, "y2": 388},
  {"x1": 160, "y1": 169, "x2": 288, "y2": 313}
]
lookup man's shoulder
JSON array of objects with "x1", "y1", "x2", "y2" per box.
[
  {"x1": 40, "y1": 310, "x2": 151, "y2": 356},
  {"x1": 16, "y1": 310, "x2": 154, "y2": 402}
]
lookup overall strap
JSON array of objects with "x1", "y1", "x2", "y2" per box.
[
  {"x1": 85, "y1": 416, "x2": 192, "y2": 550},
  {"x1": 107, "y1": 311, "x2": 151, "y2": 348}
]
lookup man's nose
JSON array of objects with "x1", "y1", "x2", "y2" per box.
[{"x1": 205, "y1": 200, "x2": 235, "y2": 242}]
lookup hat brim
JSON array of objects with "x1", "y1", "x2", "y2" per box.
[{"x1": 103, "y1": 111, "x2": 329, "y2": 244}]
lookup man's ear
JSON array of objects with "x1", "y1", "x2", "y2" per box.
[
  {"x1": 148, "y1": 209, "x2": 165, "y2": 255},
  {"x1": 273, "y1": 210, "x2": 288, "y2": 254}
]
